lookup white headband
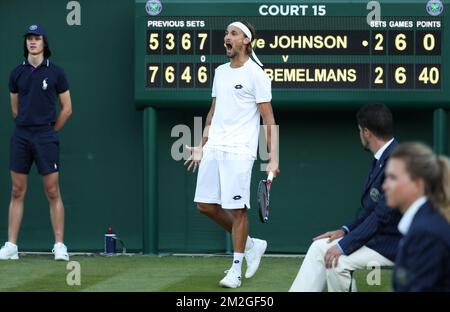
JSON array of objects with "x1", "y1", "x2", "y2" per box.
[{"x1": 228, "y1": 22, "x2": 263, "y2": 67}]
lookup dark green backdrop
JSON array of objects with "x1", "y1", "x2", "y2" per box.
[
  {"x1": 0, "y1": 0, "x2": 143, "y2": 251},
  {"x1": 0, "y1": 0, "x2": 443, "y2": 253}
]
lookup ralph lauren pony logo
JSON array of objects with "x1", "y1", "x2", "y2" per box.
[{"x1": 42, "y1": 78, "x2": 48, "y2": 91}]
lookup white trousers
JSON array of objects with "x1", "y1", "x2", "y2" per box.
[{"x1": 289, "y1": 238, "x2": 393, "y2": 292}]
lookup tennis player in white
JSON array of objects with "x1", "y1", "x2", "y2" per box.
[{"x1": 185, "y1": 21, "x2": 279, "y2": 288}]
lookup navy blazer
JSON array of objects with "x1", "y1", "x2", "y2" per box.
[
  {"x1": 339, "y1": 139, "x2": 402, "y2": 261},
  {"x1": 394, "y1": 201, "x2": 450, "y2": 292}
]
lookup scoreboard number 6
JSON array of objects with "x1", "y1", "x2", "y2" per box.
[
  {"x1": 395, "y1": 33, "x2": 407, "y2": 51},
  {"x1": 395, "y1": 67, "x2": 407, "y2": 84},
  {"x1": 182, "y1": 33, "x2": 191, "y2": 50},
  {"x1": 165, "y1": 66, "x2": 175, "y2": 83},
  {"x1": 197, "y1": 66, "x2": 208, "y2": 84}
]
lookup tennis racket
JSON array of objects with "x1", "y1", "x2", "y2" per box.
[{"x1": 257, "y1": 171, "x2": 274, "y2": 223}]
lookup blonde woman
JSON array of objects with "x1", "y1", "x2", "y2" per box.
[{"x1": 383, "y1": 142, "x2": 450, "y2": 291}]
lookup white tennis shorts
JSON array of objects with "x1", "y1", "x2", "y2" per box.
[{"x1": 194, "y1": 147, "x2": 254, "y2": 209}]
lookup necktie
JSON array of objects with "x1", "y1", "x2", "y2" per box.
[{"x1": 368, "y1": 158, "x2": 378, "y2": 180}]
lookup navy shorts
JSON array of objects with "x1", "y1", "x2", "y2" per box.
[{"x1": 10, "y1": 125, "x2": 60, "y2": 175}]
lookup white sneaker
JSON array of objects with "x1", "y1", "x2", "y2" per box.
[
  {"x1": 244, "y1": 238, "x2": 267, "y2": 278},
  {"x1": 0, "y1": 242, "x2": 19, "y2": 260},
  {"x1": 52, "y1": 242, "x2": 69, "y2": 261},
  {"x1": 219, "y1": 269, "x2": 241, "y2": 288}
]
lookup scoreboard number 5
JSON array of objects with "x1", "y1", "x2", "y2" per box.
[{"x1": 149, "y1": 33, "x2": 159, "y2": 50}]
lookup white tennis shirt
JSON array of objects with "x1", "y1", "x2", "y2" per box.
[{"x1": 207, "y1": 58, "x2": 272, "y2": 159}]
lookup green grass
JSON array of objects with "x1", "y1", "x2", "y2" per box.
[{"x1": 0, "y1": 254, "x2": 392, "y2": 292}]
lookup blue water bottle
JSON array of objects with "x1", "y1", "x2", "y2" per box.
[{"x1": 104, "y1": 226, "x2": 116, "y2": 255}]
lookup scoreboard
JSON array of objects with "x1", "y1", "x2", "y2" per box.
[{"x1": 134, "y1": 0, "x2": 448, "y2": 109}]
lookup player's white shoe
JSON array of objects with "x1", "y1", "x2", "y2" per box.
[
  {"x1": 245, "y1": 238, "x2": 267, "y2": 278},
  {"x1": 219, "y1": 269, "x2": 242, "y2": 288},
  {"x1": 52, "y1": 242, "x2": 69, "y2": 261},
  {"x1": 0, "y1": 242, "x2": 19, "y2": 260}
]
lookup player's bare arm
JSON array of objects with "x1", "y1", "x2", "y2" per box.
[
  {"x1": 185, "y1": 98, "x2": 216, "y2": 172},
  {"x1": 54, "y1": 90, "x2": 72, "y2": 132},
  {"x1": 259, "y1": 102, "x2": 280, "y2": 177},
  {"x1": 10, "y1": 93, "x2": 18, "y2": 119}
]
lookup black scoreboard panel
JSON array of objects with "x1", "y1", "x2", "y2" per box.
[
  {"x1": 135, "y1": 0, "x2": 448, "y2": 109},
  {"x1": 146, "y1": 62, "x2": 442, "y2": 89},
  {"x1": 145, "y1": 29, "x2": 442, "y2": 56}
]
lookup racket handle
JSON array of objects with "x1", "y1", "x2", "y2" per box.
[{"x1": 267, "y1": 171, "x2": 274, "y2": 182}]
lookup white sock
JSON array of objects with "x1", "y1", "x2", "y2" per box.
[
  {"x1": 245, "y1": 236, "x2": 254, "y2": 251},
  {"x1": 231, "y1": 253, "x2": 244, "y2": 274}
]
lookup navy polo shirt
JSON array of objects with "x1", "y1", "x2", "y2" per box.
[{"x1": 9, "y1": 59, "x2": 69, "y2": 126}]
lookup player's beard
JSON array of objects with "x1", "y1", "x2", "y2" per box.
[
  {"x1": 227, "y1": 42, "x2": 244, "y2": 59},
  {"x1": 227, "y1": 47, "x2": 238, "y2": 58}
]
